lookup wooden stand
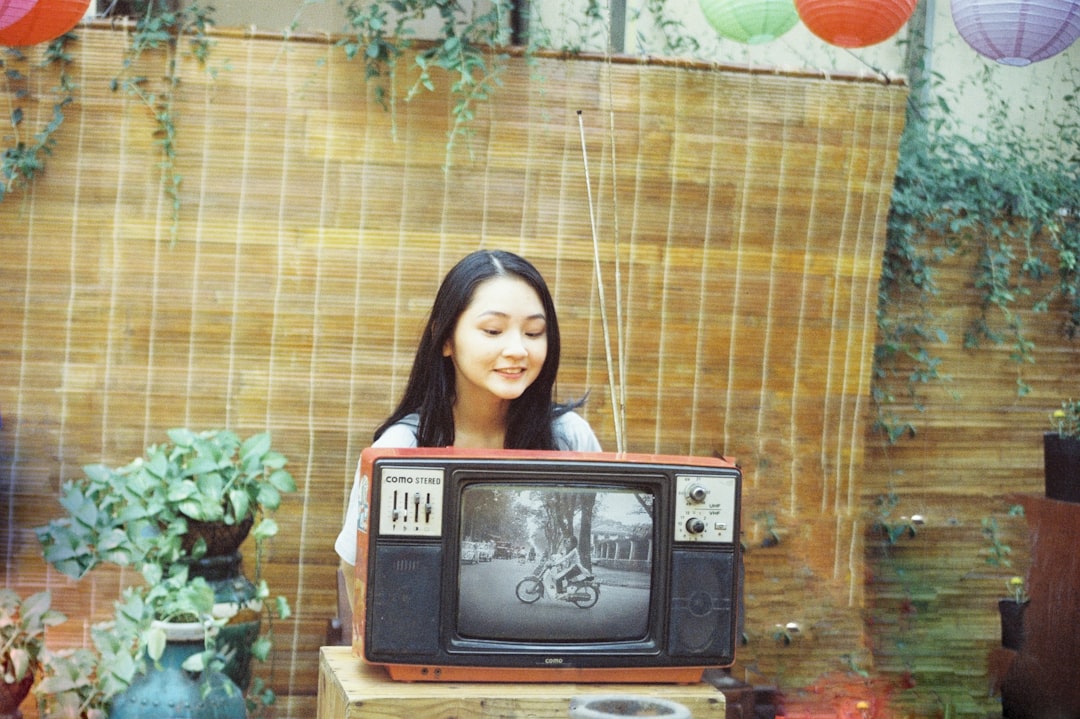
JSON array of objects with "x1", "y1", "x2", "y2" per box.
[
  {"x1": 317, "y1": 647, "x2": 726, "y2": 719},
  {"x1": 986, "y1": 646, "x2": 1016, "y2": 697},
  {"x1": 998, "y1": 495, "x2": 1080, "y2": 718}
]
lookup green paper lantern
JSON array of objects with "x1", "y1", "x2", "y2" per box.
[{"x1": 699, "y1": 0, "x2": 800, "y2": 43}]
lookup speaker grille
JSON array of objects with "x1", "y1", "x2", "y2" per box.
[
  {"x1": 367, "y1": 544, "x2": 442, "y2": 657},
  {"x1": 668, "y1": 550, "x2": 736, "y2": 658}
]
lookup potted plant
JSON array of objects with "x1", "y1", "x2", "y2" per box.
[
  {"x1": 34, "y1": 637, "x2": 125, "y2": 719},
  {"x1": 34, "y1": 427, "x2": 296, "y2": 704},
  {"x1": 997, "y1": 576, "x2": 1030, "y2": 652},
  {"x1": 34, "y1": 428, "x2": 295, "y2": 574},
  {"x1": 35, "y1": 573, "x2": 244, "y2": 719},
  {"x1": 980, "y1": 506, "x2": 1030, "y2": 651},
  {"x1": 1, "y1": 590, "x2": 65, "y2": 718},
  {"x1": 1045, "y1": 399, "x2": 1080, "y2": 504}
]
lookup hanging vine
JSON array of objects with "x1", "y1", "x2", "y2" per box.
[
  {"x1": 336, "y1": 0, "x2": 512, "y2": 167},
  {"x1": 110, "y1": 0, "x2": 216, "y2": 243},
  {"x1": 0, "y1": 35, "x2": 77, "y2": 204}
]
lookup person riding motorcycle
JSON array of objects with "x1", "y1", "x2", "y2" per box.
[{"x1": 547, "y1": 535, "x2": 588, "y2": 599}]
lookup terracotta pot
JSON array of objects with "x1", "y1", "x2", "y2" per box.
[
  {"x1": 0, "y1": 673, "x2": 34, "y2": 718},
  {"x1": 181, "y1": 515, "x2": 254, "y2": 556}
]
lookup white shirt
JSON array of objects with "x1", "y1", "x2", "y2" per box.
[{"x1": 334, "y1": 411, "x2": 601, "y2": 565}]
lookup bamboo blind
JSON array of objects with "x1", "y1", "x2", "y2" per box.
[{"x1": 0, "y1": 26, "x2": 907, "y2": 717}]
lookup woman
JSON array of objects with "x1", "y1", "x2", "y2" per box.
[
  {"x1": 335, "y1": 249, "x2": 601, "y2": 582},
  {"x1": 548, "y1": 535, "x2": 589, "y2": 600}
]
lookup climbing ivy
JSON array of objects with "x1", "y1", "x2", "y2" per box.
[{"x1": 873, "y1": 71, "x2": 1080, "y2": 442}]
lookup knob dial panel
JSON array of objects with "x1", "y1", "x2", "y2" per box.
[{"x1": 673, "y1": 474, "x2": 738, "y2": 543}]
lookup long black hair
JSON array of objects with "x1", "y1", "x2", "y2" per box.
[{"x1": 374, "y1": 249, "x2": 579, "y2": 449}]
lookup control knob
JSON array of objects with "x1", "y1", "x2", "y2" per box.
[
  {"x1": 685, "y1": 484, "x2": 708, "y2": 503},
  {"x1": 685, "y1": 517, "x2": 706, "y2": 535}
]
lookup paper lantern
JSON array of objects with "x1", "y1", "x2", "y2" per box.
[
  {"x1": 0, "y1": 0, "x2": 37, "y2": 31},
  {"x1": 0, "y1": 0, "x2": 90, "y2": 47},
  {"x1": 951, "y1": 0, "x2": 1080, "y2": 65},
  {"x1": 700, "y1": 0, "x2": 801, "y2": 43},
  {"x1": 795, "y1": 0, "x2": 919, "y2": 47}
]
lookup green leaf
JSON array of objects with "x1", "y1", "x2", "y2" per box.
[
  {"x1": 274, "y1": 594, "x2": 292, "y2": 620},
  {"x1": 167, "y1": 478, "x2": 198, "y2": 503},
  {"x1": 187, "y1": 456, "x2": 222, "y2": 477},
  {"x1": 268, "y1": 468, "x2": 296, "y2": 493},
  {"x1": 181, "y1": 650, "x2": 207, "y2": 673},
  {"x1": 240, "y1": 432, "x2": 271, "y2": 464},
  {"x1": 167, "y1": 427, "x2": 199, "y2": 447},
  {"x1": 253, "y1": 517, "x2": 278, "y2": 540},
  {"x1": 228, "y1": 487, "x2": 250, "y2": 522},
  {"x1": 8, "y1": 648, "x2": 29, "y2": 682},
  {"x1": 144, "y1": 625, "x2": 167, "y2": 662},
  {"x1": 256, "y1": 483, "x2": 282, "y2": 511},
  {"x1": 195, "y1": 472, "x2": 226, "y2": 496},
  {"x1": 145, "y1": 450, "x2": 169, "y2": 479},
  {"x1": 261, "y1": 450, "x2": 288, "y2": 471},
  {"x1": 251, "y1": 636, "x2": 273, "y2": 662}
]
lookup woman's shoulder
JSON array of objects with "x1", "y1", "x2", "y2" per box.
[
  {"x1": 373, "y1": 413, "x2": 420, "y2": 448},
  {"x1": 552, "y1": 410, "x2": 602, "y2": 452}
]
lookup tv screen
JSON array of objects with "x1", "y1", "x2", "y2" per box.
[{"x1": 456, "y1": 481, "x2": 655, "y2": 643}]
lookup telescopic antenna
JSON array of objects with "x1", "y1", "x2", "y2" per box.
[{"x1": 577, "y1": 110, "x2": 626, "y2": 453}]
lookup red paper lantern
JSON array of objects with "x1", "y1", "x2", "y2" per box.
[
  {"x1": 0, "y1": 0, "x2": 90, "y2": 47},
  {"x1": 795, "y1": 0, "x2": 919, "y2": 47},
  {"x1": 0, "y1": 0, "x2": 37, "y2": 31}
]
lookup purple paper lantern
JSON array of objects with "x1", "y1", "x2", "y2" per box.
[
  {"x1": 0, "y1": 0, "x2": 91, "y2": 46},
  {"x1": 951, "y1": 0, "x2": 1080, "y2": 65},
  {"x1": 0, "y1": 0, "x2": 38, "y2": 31}
]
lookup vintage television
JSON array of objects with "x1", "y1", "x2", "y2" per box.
[{"x1": 352, "y1": 446, "x2": 742, "y2": 683}]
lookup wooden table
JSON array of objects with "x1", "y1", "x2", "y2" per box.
[{"x1": 317, "y1": 647, "x2": 726, "y2": 719}]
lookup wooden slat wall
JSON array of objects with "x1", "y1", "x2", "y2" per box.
[
  {"x1": 0, "y1": 27, "x2": 905, "y2": 718},
  {"x1": 861, "y1": 247, "x2": 1079, "y2": 717}
]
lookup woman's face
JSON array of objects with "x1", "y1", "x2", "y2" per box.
[{"x1": 443, "y1": 275, "x2": 548, "y2": 405}]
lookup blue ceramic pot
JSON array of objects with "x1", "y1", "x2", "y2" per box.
[{"x1": 110, "y1": 624, "x2": 247, "y2": 719}]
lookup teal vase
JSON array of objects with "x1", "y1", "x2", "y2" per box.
[
  {"x1": 110, "y1": 624, "x2": 247, "y2": 719},
  {"x1": 187, "y1": 551, "x2": 262, "y2": 691}
]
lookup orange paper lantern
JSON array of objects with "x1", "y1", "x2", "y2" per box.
[
  {"x1": 0, "y1": 0, "x2": 90, "y2": 47},
  {"x1": 795, "y1": 0, "x2": 919, "y2": 47}
]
